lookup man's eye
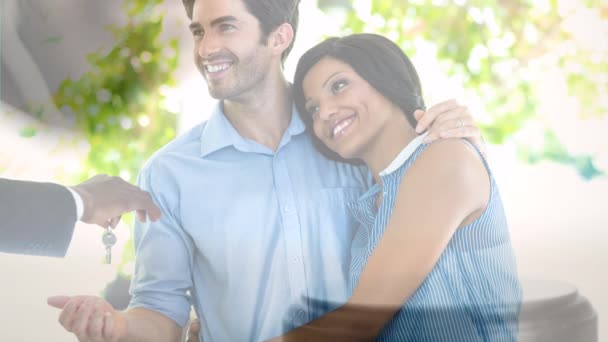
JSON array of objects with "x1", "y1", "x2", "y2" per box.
[
  {"x1": 219, "y1": 24, "x2": 236, "y2": 32},
  {"x1": 192, "y1": 29, "x2": 204, "y2": 38},
  {"x1": 332, "y1": 80, "x2": 348, "y2": 93}
]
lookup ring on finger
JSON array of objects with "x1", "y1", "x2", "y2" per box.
[{"x1": 457, "y1": 118, "x2": 464, "y2": 128}]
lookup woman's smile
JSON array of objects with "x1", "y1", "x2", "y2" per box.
[{"x1": 329, "y1": 113, "x2": 357, "y2": 140}]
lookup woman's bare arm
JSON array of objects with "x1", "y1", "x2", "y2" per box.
[{"x1": 269, "y1": 139, "x2": 490, "y2": 341}]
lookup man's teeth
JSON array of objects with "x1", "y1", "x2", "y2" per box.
[
  {"x1": 206, "y1": 63, "x2": 231, "y2": 73},
  {"x1": 332, "y1": 117, "x2": 354, "y2": 138}
]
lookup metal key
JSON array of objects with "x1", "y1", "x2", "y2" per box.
[{"x1": 102, "y1": 227, "x2": 117, "y2": 264}]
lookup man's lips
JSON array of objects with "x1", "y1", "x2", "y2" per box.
[
  {"x1": 205, "y1": 62, "x2": 232, "y2": 74},
  {"x1": 199, "y1": 59, "x2": 234, "y2": 80}
]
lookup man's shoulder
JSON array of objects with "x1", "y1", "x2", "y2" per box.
[{"x1": 140, "y1": 121, "x2": 208, "y2": 174}]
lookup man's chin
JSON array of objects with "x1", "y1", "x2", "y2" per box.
[{"x1": 207, "y1": 86, "x2": 230, "y2": 100}]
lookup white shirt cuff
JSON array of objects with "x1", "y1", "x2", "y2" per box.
[{"x1": 66, "y1": 187, "x2": 84, "y2": 221}]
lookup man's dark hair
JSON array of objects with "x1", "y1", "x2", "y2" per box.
[{"x1": 182, "y1": 0, "x2": 300, "y2": 64}]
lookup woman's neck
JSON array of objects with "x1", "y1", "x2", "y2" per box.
[{"x1": 361, "y1": 116, "x2": 418, "y2": 186}]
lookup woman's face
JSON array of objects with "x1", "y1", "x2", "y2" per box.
[{"x1": 301, "y1": 57, "x2": 402, "y2": 160}]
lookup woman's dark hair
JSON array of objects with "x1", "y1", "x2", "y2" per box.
[{"x1": 293, "y1": 33, "x2": 425, "y2": 161}]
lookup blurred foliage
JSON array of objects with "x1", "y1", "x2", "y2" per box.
[
  {"x1": 53, "y1": 0, "x2": 179, "y2": 270},
  {"x1": 321, "y1": 0, "x2": 606, "y2": 180},
  {"x1": 520, "y1": 130, "x2": 603, "y2": 179},
  {"x1": 18, "y1": 127, "x2": 38, "y2": 138}
]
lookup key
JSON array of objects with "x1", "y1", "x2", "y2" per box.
[{"x1": 102, "y1": 227, "x2": 117, "y2": 264}]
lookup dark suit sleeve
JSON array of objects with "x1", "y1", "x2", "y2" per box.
[{"x1": 0, "y1": 178, "x2": 77, "y2": 257}]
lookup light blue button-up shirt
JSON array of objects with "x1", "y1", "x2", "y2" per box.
[{"x1": 129, "y1": 103, "x2": 372, "y2": 341}]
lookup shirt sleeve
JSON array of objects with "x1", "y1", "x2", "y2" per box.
[
  {"x1": 128, "y1": 162, "x2": 196, "y2": 327},
  {"x1": 66, "y1": 186, "x2": 83, "y2": 220},
  {"x1": 0, "y1": 178, "x2": 77, "y2": 257}
]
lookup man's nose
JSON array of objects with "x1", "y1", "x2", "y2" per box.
[{"x1": 198, "y1": 34, "x2": 221, "y2": 58}]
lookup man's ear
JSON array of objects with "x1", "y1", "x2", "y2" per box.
[{"x1": 268, "y1": 22, "x2": 294, "y2": 58}]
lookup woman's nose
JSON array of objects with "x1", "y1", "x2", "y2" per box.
[{"x1": 318, "y1": 102, "x2": 338, "y2": 121}]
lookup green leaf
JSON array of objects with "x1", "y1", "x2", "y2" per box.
[
  {"x1": 51, "y1": 0, "x2": 180, "y2": 270},
  {"x1": 19, "y1": 127, "x2": 38, "y2": 138},
  {"x1": 332, "y1": 0, "x2": 606, "y2": 179}
]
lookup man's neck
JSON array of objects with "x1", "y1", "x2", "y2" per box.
[{"x1": 223, "y1": 74, "x2": 293, "y2": 151}]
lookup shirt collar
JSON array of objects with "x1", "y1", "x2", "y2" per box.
[
  {"x1": 378, "y1": 132, "x2": 428, "y2": 177},
  {"x1": 199, "y1": 101, "x2": 306, "y2": 158},
  {"x1": 284, "y1": 102, "x2": 307, "y2": 137},
  {"x1": 349, "y1": 132, "x2": 428, "y2": 228}
]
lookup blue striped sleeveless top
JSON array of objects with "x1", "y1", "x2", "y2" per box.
[{"x1": 347, "y1": 138, "x2": 522, "y2": 341}]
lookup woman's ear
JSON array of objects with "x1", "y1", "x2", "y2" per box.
[{"x1": 268, "y1": 22, "x2": 294, "y2": 58}]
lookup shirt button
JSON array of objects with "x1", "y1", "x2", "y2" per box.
[
  {"x1": 297, "y1": 310, "x2": 306, "y2": 318},
  {"x1": 284, "y1": 204, "x2": 292, "y2": 213},
  {"x1": 292, "y1": 257, "x2": 299, "y2": 264}
]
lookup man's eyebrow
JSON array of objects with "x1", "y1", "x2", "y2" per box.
[
  {"x1": 188, "y1": 22, "x2": 201, "y2": 31},
  {"x1": 210, "y1": 16, "x2": 238, "y2": 27},
  {"x1": 189, "y1": 16, "x2": 238, "y2": 31}
]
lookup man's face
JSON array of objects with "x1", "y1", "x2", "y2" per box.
[{"x1": 189, "y1": 0, "x2": 274, "y2": 100}]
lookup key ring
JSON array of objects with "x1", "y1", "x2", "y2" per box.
[{"x1": 102, "y1": 219, "x2": 117, "y2": 264}]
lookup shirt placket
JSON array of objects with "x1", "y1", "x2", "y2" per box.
[{"x1": 272, "y1": 152, "x2": 310, "y2": 328}]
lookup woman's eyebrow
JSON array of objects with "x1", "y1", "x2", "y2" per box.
[{"x1": 323, "y1": 71, "x2": 344, "y2": 88}]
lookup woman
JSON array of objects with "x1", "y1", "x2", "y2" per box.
[{"x1": 273, "y1": 33, "x2": 522, "y2": 341}]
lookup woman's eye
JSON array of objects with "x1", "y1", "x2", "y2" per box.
[
  {"x1": 332, "y1": 79, "x2": 348, "y2": 93},
  {"x1": 306, "y1": 105, "x2": 320, "y2": 117}
]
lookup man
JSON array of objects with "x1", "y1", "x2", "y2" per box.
[
  {"x1": 0, "y1": 175, "x2": 162, "y2": 257},
  {"x1": 48, "y1": 0, "x2": 484, "y2": 341}
]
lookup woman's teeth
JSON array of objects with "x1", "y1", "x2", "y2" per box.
[{"x1": 332, "y1": 116, "x2": 354, "y2": 139}]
